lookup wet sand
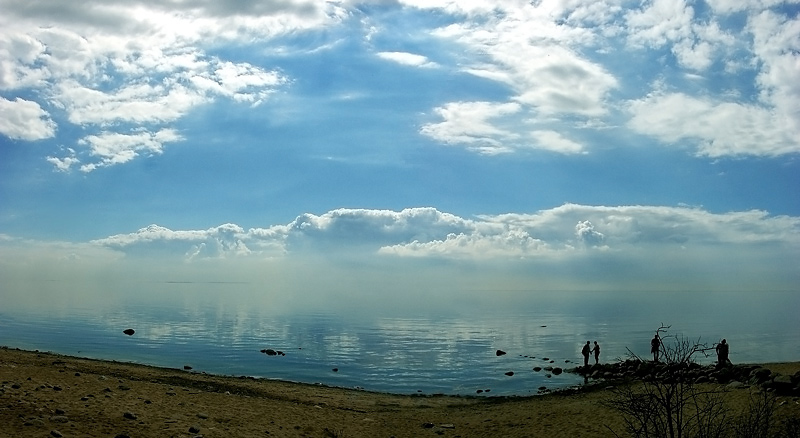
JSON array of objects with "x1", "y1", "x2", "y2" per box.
[{"x1": 1, "y1": 347, "x2": 798, "y2": 437}]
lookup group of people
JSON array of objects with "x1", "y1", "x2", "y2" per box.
[
  {"x1": 650, "y1": 333, "x2": 731, "y2": 365},
  {"x1": 582, "y1": 335, "x2": 731, "y2": 366},
  {"x1": 581, "y1": 341, "x2": 600, "y2": 367}
]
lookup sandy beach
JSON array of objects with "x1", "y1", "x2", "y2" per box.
[{"x1": 1, "y1": 347, "x2": 798, "y2": 438}]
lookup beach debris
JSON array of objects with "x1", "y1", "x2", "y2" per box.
[
  {"x1": 123, "y1": 329, "x2": 135, "y2": 336},
  {"x1": 496, "y1": 349, "x2": 507, "y2": 356}
]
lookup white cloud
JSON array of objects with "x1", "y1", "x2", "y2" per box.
[
  {"x1": 421, "y1": 104, "x2": 588, "y2": 155},
  {"x1": 87, "y1": 204, "x2": 800, "y2": 262},
  {"x1": 575, "y1": 220, "x2": 605, "y2": 246},
  {"x1": 74, "y1": 129, "x2": 184, "y2": 172},
  {"x1": 377, "y1": 51, "x2": 438, "y2": 68},
  {"x1": 748, "y1": 10, "x2": 800, "y2": 133},
  {"x1": 420, "y1": 101, "x2": 522, "y2": 154},
  {"x1": 0, "y1": 0, "x2": 332, "y2": 170},
  {"x1": 705, "y1": 0, "x2": 798, "y2": 14},
  {"x1": 531, "y1": 130, "x2": 585, "y2": 154},
  {"x1": 432, "y1": 11, "x2": 618, "y2": 117},
  {"x1": 93, "y1": 223, "x2": 262, "y2": 259},
  {"x1": 627, "y1": 92, "x2": 799, "y2": 157},
  {"x1": 0, "y1": 96, "x2": 56, "y2": 140},
  {"x1": 46, "y1": 154, "x2": 80, "y2": 172},
  {"x1": 625, "y1": 0, "x2": 694, "y2": 48},
  {"x1": 625, "y1": 0, "x2": 737, "y2": 71},
  {"x1": 379, "y1": 229, "x2": 551, "y2": 259},
  {"x1": 0, "y1": 32, "x2": 49, "y2": 89},
  {"x1": 1, "y1": 203, "x2": 793, "y2": 290}
]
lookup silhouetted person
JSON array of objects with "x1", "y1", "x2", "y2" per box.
[
  {"x1": 716, "y1": 339, "x2": 730, "y2": 365},
  {"x1": 582, "y1": 341, "x2": 591, "y2": 367},
  {"x1": 592, "y1": 341, "x2": 600, "y2": 364},
  {"x1": 651, "y1": 334, "x2": 661, "y2": 362}
]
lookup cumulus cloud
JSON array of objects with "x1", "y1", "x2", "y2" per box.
[
  {"x1": 575, "y1": 220, "x2": 605, "y2": 247},
  {"x1": 87, "y1": 204, "x2": 800, "y2": 263},
  {"x1": 0, "y1": 203, "x2": 791, "y2": 290},
  {"x1": 0, "y1": 97, "x2": 56, "y2": 140},
  {"x1": 93, "y1": 223, "x2": 266, "y2": 259}
]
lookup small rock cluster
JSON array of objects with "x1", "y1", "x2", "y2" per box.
[{"x1": 570, "y1": 360, "x2": 800, "y2": 395}]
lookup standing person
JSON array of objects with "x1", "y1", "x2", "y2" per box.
[
  {"x1": 651, "y1": 334, "x2": 661, "y2": 362},
  {"x1": 582, "y1": 341, "x2": 591, "y2": 367},
  {"x1": 716, "y1": 339, "x2": 730, "y2": 365},
  {"x1": 592, "y1": 341, "x2": 600, "y2": 365}
]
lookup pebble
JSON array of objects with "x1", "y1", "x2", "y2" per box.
[
  {"x1": 50, "y1": 430, "x2": 63, "y2": 438},
  {"x1": 123, "y1": 412, "x2": 137, "y2": 420},
  {"x1": 189, "y1": 425, "x2": 201, "y2": 433}
]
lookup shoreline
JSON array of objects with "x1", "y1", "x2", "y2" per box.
[{"x1": 2, "y1": 346, "x2": 799, "y2": 437}]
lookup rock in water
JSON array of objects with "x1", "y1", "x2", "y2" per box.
[
  {"x1": 123, "y1": 329, "x2": 135, "y2": 336},
  {"x1": 496, "y1": 349, "x2": 507, "y2": 356}
]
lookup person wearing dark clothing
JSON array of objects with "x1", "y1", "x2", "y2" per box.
[
  {"x1": 582, "y1": 341, "x2": 591, "y2": 367},
  {"x1": 716, "y1": 339, "x2": 730, "y2": 365},
  {"x1": 651, "y1": 334, "x2": 661, "y2": 362},
  {"x1": 592, "y1": 341, "x2": 600, "y2": 364}
]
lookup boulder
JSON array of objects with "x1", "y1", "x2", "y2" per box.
[{"x1": 770, "y1": 375, "x2": 795, "y2": 395}]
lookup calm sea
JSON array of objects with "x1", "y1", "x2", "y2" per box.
[{"x1": 1, "y1": 282, "x2": 798, "y2": 396}]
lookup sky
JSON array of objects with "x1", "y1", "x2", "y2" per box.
[{"x1": 1, "y1": 0, "x2": 799, "y2": 295}]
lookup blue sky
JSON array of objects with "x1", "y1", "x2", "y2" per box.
[{"x1": 1, "y1": 0, "x2": 799, "y2": 293}]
